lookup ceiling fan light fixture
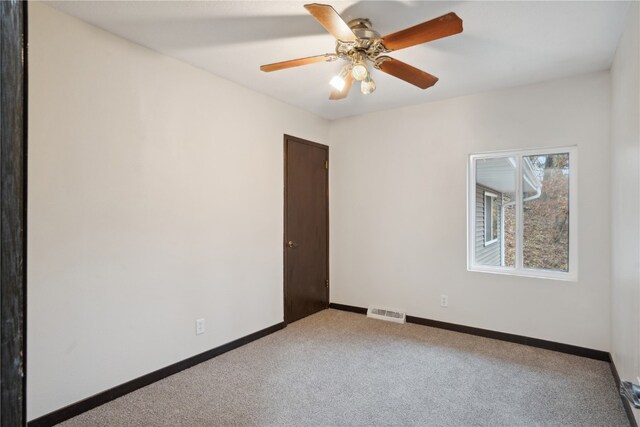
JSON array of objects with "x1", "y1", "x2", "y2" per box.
[
  {"x1": 351, "y1": 61, "x2": 368, "y2": 81},
  {"x1": 329, "y1": 75, "x2": 345, "y2": 92},
  {"x1": 330, "y1": 65, "x2": 351, "y2": 91},
  {"x1": 361, "y1": 75, "x2": 376, "y2": 95}
]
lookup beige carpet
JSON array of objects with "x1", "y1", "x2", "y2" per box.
[{"x1": 60, "y1": 309, "x2": 629, "y2": 426}]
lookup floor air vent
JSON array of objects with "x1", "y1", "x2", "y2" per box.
[{"x1": 367, "y1": 306, "x2": 406, "y2": 324}]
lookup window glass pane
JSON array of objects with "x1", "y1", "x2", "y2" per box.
[
  {"x1": 522, "y1": 153, "x2": 570, "y2": 272},
  {"x1": 474, "y1": 157, "x2": 516, "y2": 267}
]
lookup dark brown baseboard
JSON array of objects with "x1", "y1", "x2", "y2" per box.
[
  {"x1": 609, "y1": 355, "x2": 639, "y2": 427},
  {"x1": 28, "y1": 322, "x2": 285, "y2": 427},
  {"x1": 328, "y1": 302, "x2": 609, "y2": 361},
  {"x1": 328, "y1": 302, "x2": 367, "y2": 315}
]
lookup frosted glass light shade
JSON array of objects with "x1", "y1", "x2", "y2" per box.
[
  {"x1": 351, "y1": 62, "x2": 368, "y2": 81},
  {"x1": 330, "y1": 75, "x2": 346, "y2": 91},
  {"x1": 361, "y1": 76, "x2": 376, "y2": 94}
]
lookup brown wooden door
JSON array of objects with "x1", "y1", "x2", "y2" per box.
[{"x1": 284, "y1": 135, "x2": 329, "y2": 324}]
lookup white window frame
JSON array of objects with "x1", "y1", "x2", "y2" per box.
[
  {"x1": 484, "y1": 191, "x2": 499, "y2": 246},
  {"x1": 467, "y1": 146, "x2": 578, "y2": 281}
]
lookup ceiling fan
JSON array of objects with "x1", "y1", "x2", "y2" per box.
[{"x1": 260, "y1": 3, "x2": 463, "y2": 100}]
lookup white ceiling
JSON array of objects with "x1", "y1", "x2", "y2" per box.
[{"x1": 48, "y1": 1, "x2": 630, "y2": 120}]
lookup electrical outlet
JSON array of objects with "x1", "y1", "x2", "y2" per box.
[
  {"x1": 196, "y1": 318, "x2": 205, "y2": 335},
  {"x1": 440, "y1": 295, "x2": 448, "y2": 308}
]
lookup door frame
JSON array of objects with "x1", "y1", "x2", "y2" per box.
[
  {"x1": 283, "y1": 134, "x2": 329, "y2": 325},
  {"x1": 1, "y1": 0, "x2": 28, "y2": 425}
]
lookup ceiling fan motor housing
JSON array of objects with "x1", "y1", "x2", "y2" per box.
[
  {"x1": 347, "y1": 18, "x2": 380, "y2": 40},
  {"x1": 336, "y1": 18, "x2": 388, "y2": 64}
]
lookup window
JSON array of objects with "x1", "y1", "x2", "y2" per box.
[
  {"x1": 484, "y1": 192, "x2": 499, "y2": 246},
  {"x1": 468, "y1": 147, "x2": 577, "y2": 280}
]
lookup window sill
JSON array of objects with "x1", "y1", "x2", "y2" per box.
[{"x1": 468, "y1": 265, "x2": 577, "y2": 282}]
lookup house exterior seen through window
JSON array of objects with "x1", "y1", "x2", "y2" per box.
[
  {"x1": 468, "y1": 147, "x2": 577, "y2": 281},
  {"x1": 484, "y1": 192, "x2": 499, "y2": 246}
]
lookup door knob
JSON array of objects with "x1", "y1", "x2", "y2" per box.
[{"x1": 287, "y1": 240, "x2": 298, "y2": 248}]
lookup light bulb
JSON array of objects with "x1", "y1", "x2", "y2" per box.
[
  {"x1": 330, "y1": 65, "x2": 351, "y2": 91},
  {"x1": 351, "y1": 62, "x2": 368, "y2": 81},
  {"x1": 361, "y1": 76, "x2": 376, "y2": 95},
  {"x1": 329, "y1": 75, "x2": 345, "y2": 91}
]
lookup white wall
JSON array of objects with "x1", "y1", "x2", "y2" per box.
[
  {"x1": 329, "y1": 71, "x2": 611, "y2": 351},
  {"x1": 610, "y1": 1, "x2": 640, "y2": 422},
  {"x1": 27, "y1": 3, "x2": 328, "y2": 420},
  {"x1": 28, "y1": 1, "x2": 626, "y2": 421}
]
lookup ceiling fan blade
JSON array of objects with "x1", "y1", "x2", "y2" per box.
[
  {"x1": 377, "y1": 57, "x2": 438, "y2": 89},
  {"x1": 304, "y1": 3, "x2": 357, "y2": 42},
  {"x1": 382, "y1": 12, "x2": 463, "y2": 51},
  {"x1": 329, "y1": 74, "x2": 354, "y2": 100},
  {"x1": 260, "y1": 54, "x2": 337, "y2": 72}
]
